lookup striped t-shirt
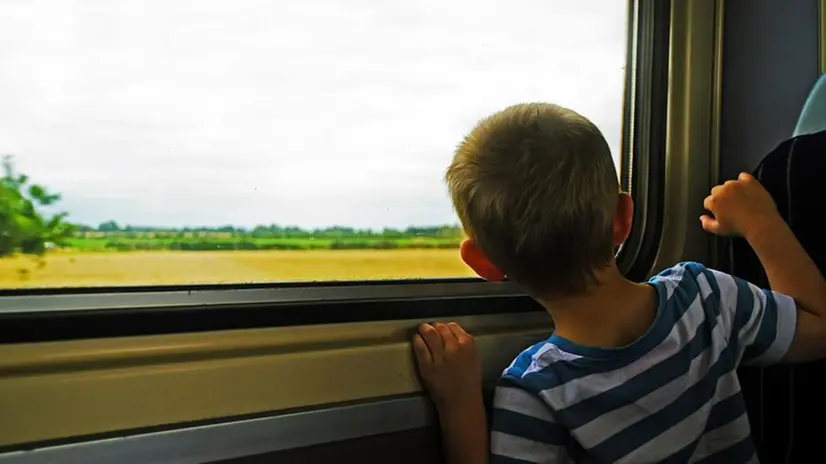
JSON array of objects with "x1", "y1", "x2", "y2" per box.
[{"x1": 490, "y1": 261, "x2": 798, "y2": 463}]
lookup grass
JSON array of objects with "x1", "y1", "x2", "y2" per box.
[{"x1": 0, "y1": 249, "x2": 476, "y2": 289}]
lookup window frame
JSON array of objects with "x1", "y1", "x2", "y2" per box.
[
  {"x1": 0, "y1": 0, "x2": 667, "y2": 343},
  {"x1": 616, "y1": 0, "x2": 670, "y2": 281},
  {"x1": 0, "y1": 311, "x2": 554, "y2": 448},
  {"x1": 820, "y1": 0, "x2": 826, "y2": 75}
]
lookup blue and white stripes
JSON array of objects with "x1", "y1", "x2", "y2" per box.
[{"x1": 490, "y1": 262, "x2": 796, "y2": 463}]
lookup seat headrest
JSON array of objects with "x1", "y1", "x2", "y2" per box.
[{"x1": 794, "y1": 73, "x2": 826, "y2": 137}]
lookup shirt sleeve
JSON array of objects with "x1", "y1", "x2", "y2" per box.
[
  {"x1": 490, "y1": 377, "x2": 577, "y2": 464},
  {"x1": 702, "y1": 266, "x2": 797, "y2": 366}
]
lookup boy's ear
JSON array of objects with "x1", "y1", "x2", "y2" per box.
[
  {"x1": 612, "y1": 192, "x2": 634, "y2": 247},
  {"x1": 460, "y1": 240, "x2": 506, "y2": 281}
]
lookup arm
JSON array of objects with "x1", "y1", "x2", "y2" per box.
[
  {"x1": 701, "y1": 172, "x2": 826, "y2": 364},
  {"x1": 412, "y1": 322, "x2": 488, "y2": 464},
  {"x1": 699, "y1": 265, "x2": 796, "y2": 366},
  {"x1": 437, "y1": 394, "x2": 489, "y2": 464},
  {"x1": 745, "y1": 216, "x2": 826, "y2": 362}
]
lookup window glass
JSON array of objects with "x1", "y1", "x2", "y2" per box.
[{"x1": 0, "y1": 0, "x2": 628, "y2": 288}]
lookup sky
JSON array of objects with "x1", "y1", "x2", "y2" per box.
[{"x1": 0, "y1": 0, "x2": 628, "y2": 230}]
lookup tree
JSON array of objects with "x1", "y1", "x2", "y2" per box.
[
  {"x1": 0, "y1": 155, "x2": 75, "y2": 257},
  {"x1": 98, "y1": 220, "x2": 120, "y2": 232}
]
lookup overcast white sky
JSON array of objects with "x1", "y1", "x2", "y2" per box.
[{"x1": 0, "y1": 0, "x2": 627, "y2": 229}]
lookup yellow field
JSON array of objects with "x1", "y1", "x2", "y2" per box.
[{"x1": 0, "y1": 249, "x2": 476, "y2": 289}]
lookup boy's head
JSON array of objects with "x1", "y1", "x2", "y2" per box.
[{"x1": 447, "y1": 102, "x2": 633, "y2": 298}]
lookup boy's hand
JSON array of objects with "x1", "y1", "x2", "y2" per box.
[
  {"x1": 413, "y1": 322, "x2": 483, "y2": 410},
  {"x1": 700, "y1": 172, "x2": 780, "y2": 239}
]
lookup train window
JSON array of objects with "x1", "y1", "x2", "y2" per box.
[{"x1": 0, "y1": 0, "x2": 629, "y2": 290}]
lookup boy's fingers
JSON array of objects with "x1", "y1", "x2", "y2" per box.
[
  {"x1": 703, "y1": 195, "x2": 715, "y2": 212},
  {"x1": 432, "y1": 322, "x2": 455, "y2": 337},
  {"x1": 738, "y1": 172, "x2": 754, "y2": 182},
  {"x1": 412, "y1": 334, "x2": 432, "y2": 365},
  {"x1": 419, "y1": 323, "x2": 444, "y2": 359},
  {"x1": 446, "y1": 322, "x2": 472, "y2": 344},
  {"x1": 433, "y1": 322, "x2": 458, "y2": 348},
  {"x1": 432, "y1": 323, "x2": 460, "y2": 356},
  {"x1": 700, "y1": 215, "x2": 720, "y2": 234}
]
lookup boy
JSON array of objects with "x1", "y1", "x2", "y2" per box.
[{"x1": 412, "y1": 102, "x2": 826, "y2": 463}]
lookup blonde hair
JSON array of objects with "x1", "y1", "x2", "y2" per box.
[{"x1": 447, "y1": 103, "x2": 619, "y2": 297}]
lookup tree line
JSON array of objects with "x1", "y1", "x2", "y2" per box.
[
  {"x1": 79, "y1": 221, "x2": 462, "y2": 239},
  {"x1": 71, "y1": 223, "x2": 463, "y2": 252}
]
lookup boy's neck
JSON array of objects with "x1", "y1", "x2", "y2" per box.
[{"x1": 539, "y1": 264, "x2": 657, "y2": 350}]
